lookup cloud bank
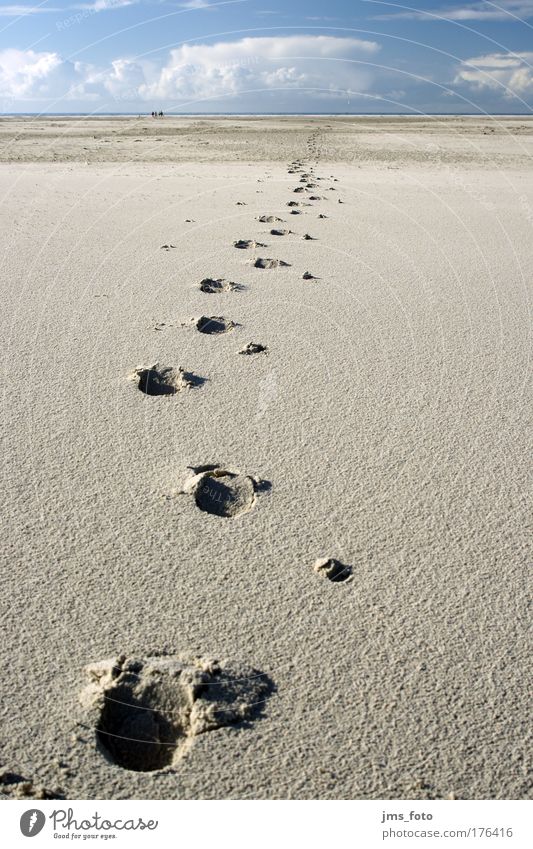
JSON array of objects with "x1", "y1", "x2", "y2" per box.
[
  {"x1": 0, "y1": 35, "x2": 382, "y2": 109},
  {"x1": 376, "y1": 0, "x2": 533, "y2": 22},
  {"x1": 455, "y1": 52, "x2": 533, "y2": 96}
]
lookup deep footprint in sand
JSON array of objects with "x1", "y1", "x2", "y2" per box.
[
  {"x1": 257, "y1": 215, "x2": 283, "y2": 223},
  {"x1": 130, "y1": 364, "x2": 203, "y2": 396},
  {"x1": 181, "y1": 464, "x2": 270, "y2": 517},
  {"x1": 270, "y1": 229, "x2": 291, "y2": 236},
  {"x1": 199, "y1": 278, "x2": 241, "y2": 293},
  {"x1": 81, "y1": 654, "x2": 273, "y2": 772},
  {"x1": 303, "y1": 271, "x2": 318, "y2": 280},
  {"x1": 234, "y1": 239, "x2": 266, "y2": 250},
  {"x1": 254, "y1": 258, "x2": 291, "y2": 269},
  {"x1": 313, "y1": 557, "x2": 353, "y2": 583},
  {"x1": 239, "y1": 342, "x2": 268, "y2": 355},
  {"x1": 196, "y1": 315, "x2": 236, "y2": 334}
]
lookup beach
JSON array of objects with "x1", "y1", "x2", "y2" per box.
[{"x1": 0, "y1": 115, "x2": 531, "y2": 800}]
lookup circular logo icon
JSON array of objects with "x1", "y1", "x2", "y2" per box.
[{"x1": 20, "y1": 809, "x2": 46, "y2": 837}]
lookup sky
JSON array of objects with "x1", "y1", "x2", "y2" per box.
[{"x1": 0, "y1": 0, "x2": 532, "y2": 113}]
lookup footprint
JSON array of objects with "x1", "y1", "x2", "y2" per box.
[
  {"x1": 257, "y1": 215, "x2": 283, "y2": 223},
  {"x1": 234, "y1": 239, "x2": 266, "y2": 250},
  {"x1": 254, "y1": 258, "x2": 291, "y2": 269},
  {"x1": 293, "y1": 187, "x2": 304, "y2": 193},
  {"x1": 302, "y1": 271, "x2": 318, "y2": 280},
  {"x1": 0, "y1": 773, "x2": 62, "y2": 800},
  {"x1": 290, "y1": 210, "x2": 302, "y2": 215},
  {"x1": 270, "y1": 229, "x2": 291, "y2": 236},
  {"x1": 313, "y1": 557, "x2": 353, "y2": 583},
  {"x1": 81, "y1": 654, "x2": 273, "y2": 772},
  {"x1": 287, "y1": 201, "x2": 299, "y2": 207},
  {"x1": 302, "y1": 233, "x2": 317, "y2": 240},
  {"x1": 318, "y1": 214, "x2": 328, "y2": 219},
  {"x1": 199, "y1": 278, "x2": 241, "y2": 293},
  {"x1": 160, "y1": 244, "x2": 177, "y2": 251},
  {"x1": 196, "y1": 316, "x2": 236, "y2": 334},
  {"x1": 236, "y1": 201, "x2": 247, "y2": 205},
  {"x1": 181, "y1": 464, "x2": 270, "y2": 518},
  {"x1": 130, "y1": 364, "x2": 203, "y2": 396},
  {"x1": 239, "y1": 342, "x2": 268, "y2": 355},
  {"x1": 308, "y1": 196, "x2": 322, "y2": 201}
]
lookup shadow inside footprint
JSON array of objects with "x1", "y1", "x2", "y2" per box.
[
  {"x1": 234, "y1": 239, "x2": 265, "y2": 249},
  {"x1": 196, "y1": 316, "x2": 236, "y2": 334},
  {"x1": 313, "y1": 558, "x2": 353, "y2": 583},
  {"x1": 182, "y1": 465, "x2": 270, "y2": 518},
  {"x1": 98, "y1": 681, "x2": 181, "y2": 772},
  {"x1": 199, "y1": 278, "x2": 241, "y2": 293},
  {"x1": 195, "y1": 470, "x2": 256, "y2": 517},
  {"x1": 254, "y1": 258, "x2": 291, "y2": 269},
  {"x1": 89, "y1": 655, "x2": 274, "y2": 772},
  {"x1": 135, "y1": 365, "x2": 203, "y2": 395},
  {"x1": 239, "y1": 342, "x2": 268, "y2": 355}
]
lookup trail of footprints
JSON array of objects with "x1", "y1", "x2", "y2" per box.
[{"x1": 65, "y1": 141, "x2": 352, "y2": 780}]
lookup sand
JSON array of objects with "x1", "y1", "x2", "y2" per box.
[{"x1": 0, "y1": 116, "x2": 531, "y2": 800}]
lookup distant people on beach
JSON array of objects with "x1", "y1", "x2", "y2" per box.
[{"x1": 150, "y1": 111, "x2": 164, "y2": 118}]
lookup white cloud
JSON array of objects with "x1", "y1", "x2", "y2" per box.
[
  {"x1": 141, "y1": 35, "x2": 381, "y2": 102},
  {"x1": 79, "y1": 0, "x2": 138, "y2": 9},
  {"x1": 455, "y1": 52, "x2": 533, "y2": 96},
  {"x1": 178, "y1": 1, "x2": 213, "y2": 8},
  {"x1": 0, "y1": 0, "x2": 138, "y2": 14},
  {"x1": 0, "y1": 36, "x2": 382, "y2": 107},
  {"x1": 375, "y1": 0, "x2": 533, "y2": 22},
  {"x1": 0, "y1": 48, "x2": 76, "y2": 100},
  {"x1": 0, "y1": 5, "x2": 61, "y2": 15}
]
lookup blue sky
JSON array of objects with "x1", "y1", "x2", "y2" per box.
[{"x1": 1, "y1": 0, "x2": 532, "y2": 113}]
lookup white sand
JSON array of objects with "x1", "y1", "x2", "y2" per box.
[{"x1": 0, "y1": 116, "x2": 531, "y2": 800}]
